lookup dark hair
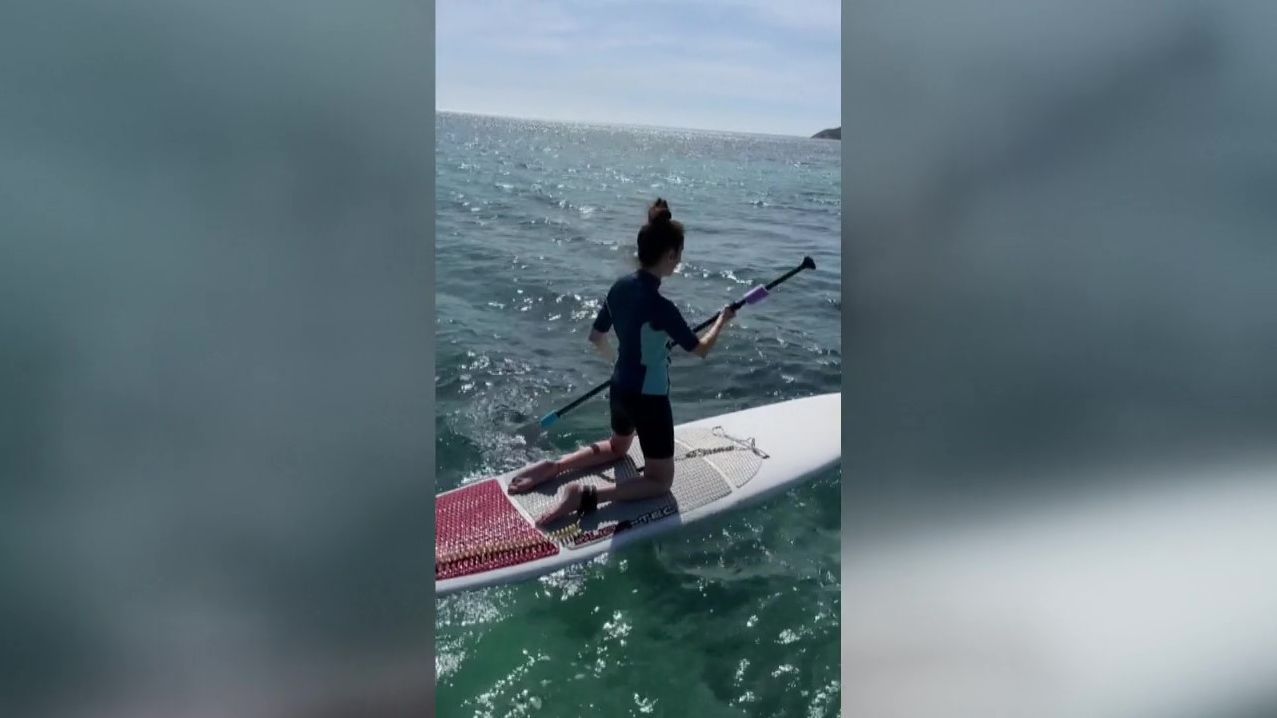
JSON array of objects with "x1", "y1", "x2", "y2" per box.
[{"x1": 636, "y1": 198, "x2": 685, "y2": 267}]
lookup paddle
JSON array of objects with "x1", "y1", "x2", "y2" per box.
[{"x1": 518, "y1": 255, "x2": 817, "y2": 442}]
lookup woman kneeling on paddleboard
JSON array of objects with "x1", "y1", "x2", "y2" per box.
[{"x1": 508, "y1": 198, "x2": 735, "y2": 525}]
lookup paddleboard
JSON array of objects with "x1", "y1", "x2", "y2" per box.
[{"x1": 436, "y1": 392, "x2": 841, "y2": 596}]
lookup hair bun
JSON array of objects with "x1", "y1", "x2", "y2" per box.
[
  {"x1": 636, "y1": 197, "x2": 685, "y2": 267},
  {"x1": 648, "y1": 197, "x2": 672, "y2": 224}
]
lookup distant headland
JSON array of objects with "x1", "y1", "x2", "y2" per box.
[{"x1": 812, "y1": 127, "x2": 841, "y2": 140}]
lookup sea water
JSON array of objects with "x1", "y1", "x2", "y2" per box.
[{"x1": 436, "y1": 112, "x2": 842, "y2": 717}]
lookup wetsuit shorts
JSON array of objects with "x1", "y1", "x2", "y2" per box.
[{"x1": 608, "y1": 390, "x2": 675, "y2": 460}]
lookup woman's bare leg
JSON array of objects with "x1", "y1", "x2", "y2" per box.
[
  {"x1": 509, "y1": 433, "x2": 634, "y2": 494},
  {"x1": 597, "y1": 457, "x2": 673, "y2": 502},
  {"x1": 534, "y1": 457, "x2": 675, "y2": 526}
]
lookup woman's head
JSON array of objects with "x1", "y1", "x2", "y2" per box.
[{"x1": 636, "y1": 198, "x2": 685, "y2": 275}]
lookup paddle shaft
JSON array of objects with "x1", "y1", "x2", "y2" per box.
[{"x1": 539, "y1": 256, "x2": 815, "y2": 426}]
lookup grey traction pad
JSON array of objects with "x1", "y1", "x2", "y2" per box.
[{"x1": 511, "y1": 427, "x2": 766, "y2": 548}]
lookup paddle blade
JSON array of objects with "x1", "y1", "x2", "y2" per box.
[
  {"x1": 516, "y1": 421, "x2": 542, "y2": 444},
  {"x1": 801, "y1": 255, "x2": 816, "y2": 271},
  {"x1": 517, "y1": 411, "x2": 558, "y2": 443}
]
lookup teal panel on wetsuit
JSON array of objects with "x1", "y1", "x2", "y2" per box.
[
  {"x1": 592, "y1": 270, "x2": 698, "y2": 396},
  {"x1": 639, "y1": 322, "x2": 671, "y2": 395}
]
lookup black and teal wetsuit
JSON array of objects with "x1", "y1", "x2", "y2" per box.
[{"x1": 591, "y1": 269, "x2": 700, "y2": 459}]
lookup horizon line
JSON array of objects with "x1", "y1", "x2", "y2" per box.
[{"x1": 436, "y1": 108, "x2": 837, "y2": 140}]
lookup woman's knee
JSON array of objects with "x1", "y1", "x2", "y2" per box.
[
  {"x1": 609, "y1": 433, "x2": 635, "y2": 454},
  {"x1": 644, "y1": 458, "x2": 675, "y2": 488}
]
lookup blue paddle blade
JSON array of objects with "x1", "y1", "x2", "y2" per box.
[{"x1": 538, "y1": 412, "x2": 559, "y2": 429}]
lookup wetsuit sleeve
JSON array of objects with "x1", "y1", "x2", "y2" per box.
[
  {"x1": 591, "y1": 297, "x2": 612, "y2": 333},
  {"x1": 659, "y1": 299, "x2": 701, "y2": 352}
]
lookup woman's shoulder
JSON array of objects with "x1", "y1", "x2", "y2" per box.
[
  {"x1": 652, "y1": 291, "x2": 684, "y2": 318},
  {"x1": 608, "y1": 270, "x2": 644, "y2": 292}
]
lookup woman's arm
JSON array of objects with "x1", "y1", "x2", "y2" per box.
[
  {"x1": 690, "y1": 305, "x2": 736, "y2": 358},
  {"x1": 663, "y1": 299, "x2": 736, "y2": 359},
  {"x1": 589, "y1": 328, "x2": 615, "y2": 362},
  {"x1": 589, "y1": 298, "x2": 615, "y2": 362}
]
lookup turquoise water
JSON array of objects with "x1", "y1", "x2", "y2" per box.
[{"x1": 435, "y1": 112, "x2": 841, "y2": 717}]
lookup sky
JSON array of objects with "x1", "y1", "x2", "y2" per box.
[{"x1": 436, "y1": 0, "x2": 841, "y2": 137}]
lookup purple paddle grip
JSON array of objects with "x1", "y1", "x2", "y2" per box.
[{"x1": 743, "y1": 285, "x2": 769, "y2": 304}]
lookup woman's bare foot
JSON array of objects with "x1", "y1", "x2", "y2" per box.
[
  {"x1": 535, "y1": 484, "x2": 584, "y2": 526},
  {"x1": 507, "y1": 459, "x2": 560, "y2": 494}
]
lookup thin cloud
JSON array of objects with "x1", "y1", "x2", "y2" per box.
[{"x1": 436, "y1": 0, "x2": 840, "y2": 135}]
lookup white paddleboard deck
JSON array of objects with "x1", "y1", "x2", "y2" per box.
[{"x1": 436, "y1": 392, "x2": 840, "y2": 596}]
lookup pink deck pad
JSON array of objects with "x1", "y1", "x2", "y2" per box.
[{"x1": 435, "y1": 478, "x2": 558, "y2": 581}]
